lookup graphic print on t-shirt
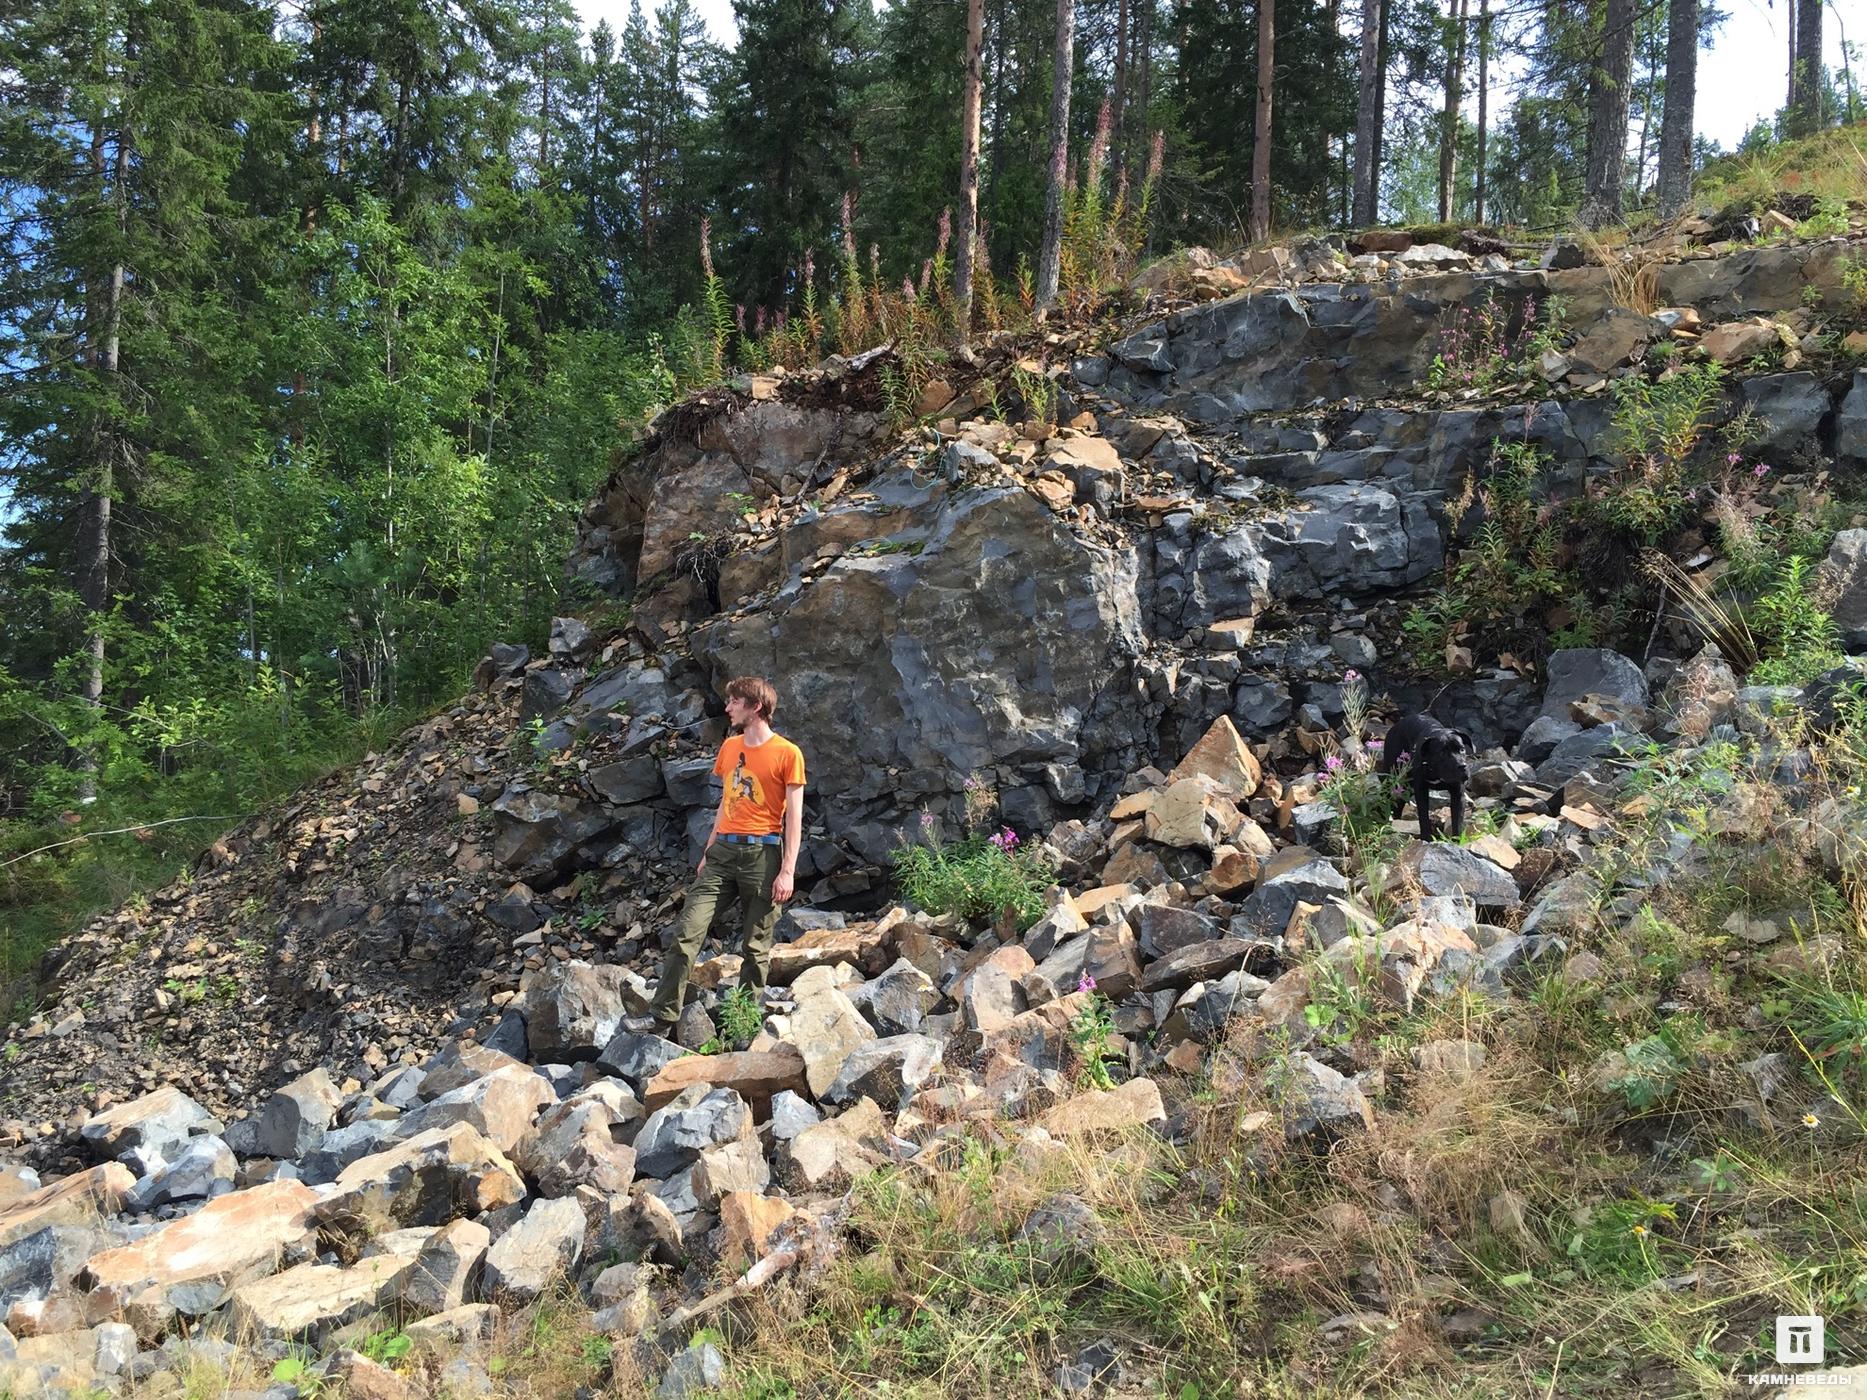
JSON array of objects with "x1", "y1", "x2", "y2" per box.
[{"x1": 727, "y1": 751, "x2": 759, "y2": 809}]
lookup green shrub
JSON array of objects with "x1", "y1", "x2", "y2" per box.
[{"x1": 891, "y1": 822, "x2": 1055, "y2": 928}]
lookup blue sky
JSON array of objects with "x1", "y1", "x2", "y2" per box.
[{"x1": 575, "y1": 0, "x2": 1854, "y2": 154}]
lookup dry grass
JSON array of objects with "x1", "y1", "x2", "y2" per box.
[
  {"x1": 1574, "y1": 224, "x2": 1668, "y2": 316},
  {"x1": 1695, "y1": 122, "x2": 1867, "y2": 211}
]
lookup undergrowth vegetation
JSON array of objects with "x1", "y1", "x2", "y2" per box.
[{"x1": 690, "y1": 703, "x2": 1867, "y2": 1396}]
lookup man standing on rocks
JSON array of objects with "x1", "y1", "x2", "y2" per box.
[{"x1": 646, "y1": 676, "x2": 806, "y2": 1036}]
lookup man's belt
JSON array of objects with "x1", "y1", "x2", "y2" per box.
[{"x1": 718, "y1": 832, "x2": 783, "y2": 846}]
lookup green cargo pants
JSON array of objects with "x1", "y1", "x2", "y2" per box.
[{"x1": 649, "y1": 840, "x2": 782, "y2": 1026}]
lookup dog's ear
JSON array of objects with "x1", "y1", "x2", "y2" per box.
[{"x1": 1452, "y1": 728, "x2": 1476, "y2": 755}]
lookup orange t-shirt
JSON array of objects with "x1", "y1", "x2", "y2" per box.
[{"x1": 714, "y1": 734, "x2": 806, "y2": 836}]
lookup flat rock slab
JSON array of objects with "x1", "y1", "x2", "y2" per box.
[
  {"x1": 228, "y1": 1252, "x2": 414, "y2": 1340},
  {"x1": 1037, "y1": 1078, "x2": 1168, "y2": 1137},
  {"x1": 79, "y1": 1179, "x2": 318, "y2": 1307},
  {"x1": 768, "y1": 924, "x2": 894, "y2": 983},
  {"x1": 0, "y1": 1166, "x2": 134, "y2": 1250},
  {"x1": 79, "y1": 1087, "x2": 216, "y2": 1164},
  {"x1": 1138, "y1": 938, "x2": 1261, "y2": 993},
  {"x1": 643, "y1": 1047, "x2": 809, "y2": 1114},
  {"x1": 315, "y1": 1124, "x2": 526, "y2": 1237}
]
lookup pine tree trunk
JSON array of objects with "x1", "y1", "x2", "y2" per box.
[
  {"x1": 1786, "y1": 0, "x2": 1798, "y2": 112},
  {"x1": 1581, "y1": 0, "x2": 1636, "y2": 227},
  {"x1": 1114, "y1": 0, "x2": 1130, "y2": 176},
  {"x1": 1036, "y1": 0, "x2": 1074, "y2": 312},
  {"x1": 1792, "y1": 0, "x2": 1823, "y2": 131},
  {"x1": 1837, "y1": 2, "x2": 1860, "y2": 120},
  {"x1": 954, "y1": 0, "x2": 985, "y2": 342},
  {"x1": 79, "y1": 112, "x2": 128, "y2": 804},
  {"x1": 1352, "y1": 0, "x2": 1381, "y2": 225},
  {"x1": 1656, "y1": 0, "x2": 1697, "y2": 216},
  {"x1": 1250, "y1": 0, "x2": 1274, "y2": 242},
  {"x1": 1437, "y1": 0, "x2": 1466, "y2": 222},
  {"x1": 1474, "y1": 0, "x2": 1489, "y2": 222}
]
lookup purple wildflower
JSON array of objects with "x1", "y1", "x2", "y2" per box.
[
  {"x1": 1368, "y1": 738, "x2": 1384, "y2": 752},
  {"x1": 988, "y1": 827, "x2": 1020, "y2": 852},
  {"x1": 1324, "y1": 754, "x2": 1344, "y2": 774},
  {"x1": 1727, "y1": 452, "x2": 1742, "y2": 466},
  {"x1": 919, "y1": 811, "x2": 936, "y2": 830},
  {"x1": 1343, "y1": 669, "x2": 1360, "y2": 683},
  {"x1": 1754, "y1": 463, "x2": 1770, "y2": 479},
  {"x1": 1077, "y1": 973, "x2": 1097, "y2": 993}
]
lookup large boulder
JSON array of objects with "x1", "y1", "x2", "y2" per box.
[
  {"x1": 78, "y1": 1087, "x2": 216, "y2": 1166},
  {"x1": 1820, "y1": 530, "x2": 1867, "y2": 651},
  {"x1": 523, "y1": 961, "x2": 640, "y2": 1062},
  {"x1": 694, "y1": 484, "x2": 1144, "y2": 821},
  {"x1": 1538, "y1": 649, "x2": 1647, "y2": 719}
]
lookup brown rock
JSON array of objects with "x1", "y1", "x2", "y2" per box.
[
  {"x1": 328, "y1": 1351, "x2": 420, "y2": 1400},
  {"x1": 1699, "y1": 317, "x2": 1790, "y2": 365},
  {"x1": 316, "y1": 1124, "x2": 526, "y2": 1237},
  {"x1": 80, "y1": 1180, "x2": 318, "y2": 1310},
  {"x1": 768, "y1": 923, "x2": 894, "y2": 982},
  {"x1": 1037, "y1": 1078, "x2": 1168, "y2": 1137},
  {"x1": 1166, "y1": 715, "x2": 1262, "y2": 798},
  {"x1": 717, "y1": 1192, "x2": 804, "y2": 1269},
  {"x1": 642, "y1": 1047, "x2": 809, "y2": 1114},
  {"x1": 0, "y1": 1165, "x2": 135, "y2": 1249}
]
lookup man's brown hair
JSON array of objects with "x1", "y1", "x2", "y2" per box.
[{"x1": 725, "y1": 675, "x2": 778, "y2": 721}]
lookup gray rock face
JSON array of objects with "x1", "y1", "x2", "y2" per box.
[
  {"x1": 254, "y1": 1068, "x2": 344, "y2": 1162},
  {"x1": 695, "y1": 485, "x2": 1145, "y2": 819},
  {"x1": 596, "y1": 1032, "x2": 686, "y2": 1090},
  {"x1": 1399, "y1": 845, "x2": 1519, "y2": 907},
  {"x1": 80, "y1": 1086, "x2": 216, "y2": 1164},
  {"x1": 1839, "y1": 371, "x2": 1867, "y2": 468},
  {"x1": 491, "y1": 787, "x2": 616, "y2": 882},
  {"x1": 1739, "y1": 372, "x2": 1831, "y2": 455},
  {"x1": 1515, "y1": 714, "x2": 1581, "y2": 765},
  {"x1": 126, "y1": 1136, "x2": 237, "y2": 1210},
  {"x1": 849, "y1": 958, "x2": 937, "y2": 1036},
  {"x1": 1132, "y1": 902, "x2": 1225, "y2": 959},
  {"x1": 633, "y1": 1087, "x2": 752, "y2": 1180},
  {"x1": 523, "y1": 961, "x2": 638, "y2": 1062},
  {"x1": 823, "y1": 1035, "x2": 944, "y2": 1113},
  {"x1": 1821, "y1": 530, "x2": 1867, "y2": 651},
  {"x1": 1533, "y1": 723, "x2": 1640, "y2": 788},
  {"x1": 0, "y1": 1225, "x2": 102, "y2": 1312},
  {"x1": 1232, "y1": 857, "x2": 1350, "y2": 939},
  {"x1": 481, "y1": 1197, "x2": 585, "y2": 1305},
  {"x1": 1538, "y1": 649, "x2": 1648, "y2": 719},
  {"x1": 1274, "y1": 1052, "x2": 1375, "y2": 1138}
]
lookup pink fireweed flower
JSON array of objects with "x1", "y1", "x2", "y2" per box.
[
  {"x1": 1146, "y1": 130, "x2": 1165, "y2": 186},
  {"x1": 988, "y1": 827, "x2": 1020, "y2": 852},
  {"x1": 918, "y1": 258, "x2": 932, "y2": 297},
  {"x1": 842, "y1": 191, "x2": 858, "y2": 259},
  {"x1": 1727, "y1": 452, "x2": 1742, "y2": 466},
  {"x1": 1324, "y1": 754, "x2": 1344, "y2": 773},
  {"x1": 734, "y1": 304, "x2": 746, "y2": 333},
  {"x1": 919, "y1": 811, "x2": 936, "y2": 830},
  {"x1": 1754, "y1": 463, "x2": 1770, "y2": 479},
  {"x1": 903, "y1": 275, "x2": 916, "y2": 299},
  {"x1": 936, "y1": 207, "x2": 951, "y2": 259},
  {"x1": 1343, "y1": 669, "x2": 1360, "y2": 682},
  {"x1": 1367, "y1": 738, "x2": 1384, "y2": 751},
  {"x1": 802, "y1": 247, "x2": 815, "y2": 288},
  {"x1": 755, "y1": 305, "x2": 768, "y2": 334},
  {"x1": 1077, "y1": 973, "x2": 1097, "y2": 993},
  {"x1": 1087, "y1": 100, "x2": 1112, "y2": 187}
]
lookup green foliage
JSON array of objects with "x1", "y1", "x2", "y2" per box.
[
  {"x1": 1070, "y1": 989, "x2": 1117, "y2": 1090},
  {"x1": 1750, "y1": 555, "x2": 1844, "y2": 686},
  {"x1": 1424, "y1": 292, "x2": 1562, "y2": 395},
  {"x1": 718, "y1": 984, "x2": 764, "y2": 1048},
  {"x1": 891, "y1": 823, "x2": 1055, "y2": 928},
  {"x1": 1603, "y1": 1034, "x2": 1685, "y2": 1112},
  {"x1": 1587, "y1": 363, "x2": 1725, "y2": 542},
  {"x1": 357, "y1": 1329, "x2": 413, "y2": 1366}
]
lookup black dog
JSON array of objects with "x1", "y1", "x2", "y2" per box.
[{"x1": 1379, "y1": 712, "x2": 1476, "y2": 841}]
